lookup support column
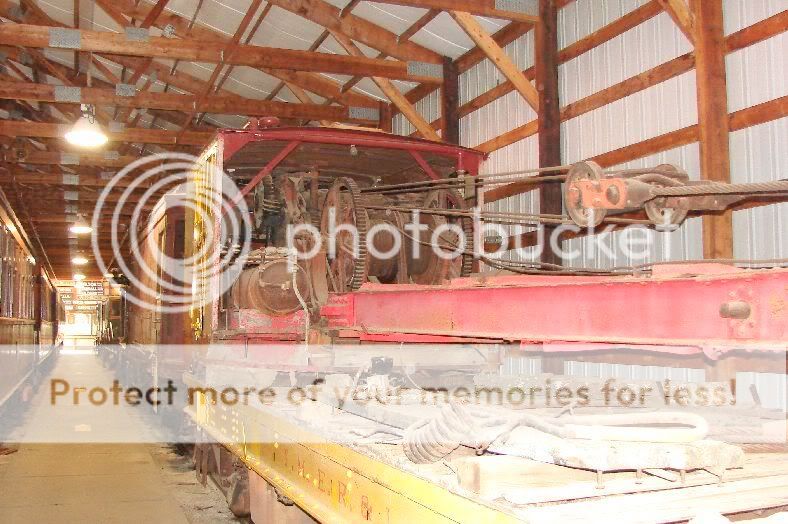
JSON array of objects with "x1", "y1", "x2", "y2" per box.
[
  {"x1": 378, "y1": 101, "x2": 392, "y2": 133},
  {"x1": 441, "y1": 56, "x2": 460, "y2": 145},
  {"x1": 694, "y1": 0, "x2": 733, "y2": 259},
  {"x1": 536, "y1": 0, "x2": 563, "y2": 266}
]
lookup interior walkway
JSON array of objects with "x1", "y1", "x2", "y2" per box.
[{"x1": 0, "y1": 350, "x2": 229, "y2": 523}]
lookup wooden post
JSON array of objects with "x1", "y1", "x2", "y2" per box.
[
  {"x1": 378, "y1": 101, "x2": 392, "y2": 133},
  {"x1": 694, "y1": 0, "x2": 733, "y2": 259},
  {"x1": 536, "y1": 0, "x2": 563, "y2": 266},
  {"x1": 442, "y1": 56, "x2": 460, "y2": 145}
]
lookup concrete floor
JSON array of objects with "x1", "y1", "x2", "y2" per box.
[{"x1": 0, "y1": 351, "x2": 238, "y2": 523}]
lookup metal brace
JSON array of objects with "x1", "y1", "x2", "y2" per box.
[
  {"x1": 162, "y1": 24, "x2": 177, "y2": 38},
  {"x1": 407, "y1": 61, "x2": 443, "y2": 80},
  {"x1": 124, "y1": 27, "x2": 150, "y2": 42},
  {"x1": 100, "y1": 171, "x2": 115, "y2": 180},
  {"x1": 60, "y1": 153, "x2": 80, "y2": 165},
  {"x1": 62, "y1": 174, "x2": 80, "y2": 185},
  {"x1": 65, "y1": 204, "x2": 79, "y2": 213},
  {"x1": 109, "y1": 121, "x2": 125, "y2": 132},
  {"x1": 54, "y1": 86, "x2": 82, "y2": 103},
  {"x1": 115, "y1": 83, "x2": 137, "y2": 97},
  {"x1": 348, "y1": 107, "x2": 380, "y2": 121},
  {"x1": 495, "y1": 0, "x2": 539, "y2": 15},
  {"x1": 104, "y1": 151, "x2": 120, "y2": 161},
  {"x1": 49, "y1": 28, "x2": 82, "y2": 49},
  {"x1": 64, "y1": 191, "x2": 79, "y2": 201}
]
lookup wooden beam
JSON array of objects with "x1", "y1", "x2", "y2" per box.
[
  {"x1": 450, "y1": 11, "x2": 539, "y2": 111},
  {"x1": 693, "y1": 0, "x2": 732, "y2": 259},
  {"x1": 330, "y1": 32, "x2": 441, "y2": 141},
  {"x1": 474, "y1": 7, "x2": 787, "y2": 154},
  {"x1": 441, "y1": 57, "x2": 460, "y2": 145},
  {"x1": 0, "y1": 23, "x2": 440, "y2": 84},
  {"x1": 366, "y1": 0, "x2": 539, "y2": 23},
  {"x1": 0, "y1": 80, "x2": 378, "y2": 124},
  {"x1": 535, "y1": 0, "x2": 562, "y2": 265},
  {"x1": 655, "y1": 0, "x2": 695, "y2": 44},
  {"x1": 0, "y1": 120, "x2": 212, "y2": 146},
  {"x1": 2, "y1": 170, "x2": 156, "y2": 188},
  {"x1": 3, "y1": 151, "x2": 141, "y2": 167},
  {"x1": 266, "y1": 0, "x2": 441, "y2": 64},
  {"x1": 485, "y1": 96, "x2": 788, "y2": 204}
]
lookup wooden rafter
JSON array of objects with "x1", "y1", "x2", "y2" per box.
[
  {"x1": 0, "y1": 120, "x2": 212, "y2": 147},
  {"x1": 366, "y1": 0, "x2": 539, "y2": 23},
  {"x1": 266, "y1": 0, "x2": 442, "y2": 64},
  {"x1": 0, "y1": 80, "x2": 378, "y2": 124},
  {"x1": 0, "y1": 24, "x2": 440, "y2": 84},
  {"x1": 117, "y1": 1, "x2": 382, "y2": 109},
  {"x1": 175, "y1": 0, "x2": 267, "y2": 138},
  {"x1": 655, "y1": 0, "x2": 696, "y2": 44},
  {"x1": 450, "y1": 11, "x2": 539, "y2": 111}
]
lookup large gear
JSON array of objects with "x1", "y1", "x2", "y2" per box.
[{"x1": 320, "y1": 177, "x2": 369, "y2": 292}]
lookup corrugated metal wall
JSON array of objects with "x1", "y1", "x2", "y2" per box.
[
  {"x1": 391, "y1": 1, "x2": 787, "y2": 396},
  {"x1": 393, "y1": 0, "x2": 786, "y2": 268}
]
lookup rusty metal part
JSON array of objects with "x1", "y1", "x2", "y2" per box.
[
  {"x1": 564, "y1": 161, "x2": 608, "y2": 227},
  {"x1": 320, "y1": 177, "x2": 369, "y2": 292},
  {"x1": 231, "y1": 260, "x2": 310, "y2": 316},
  {"x1": 643, "y1": 164, "x2": 691, "y2": 226}
]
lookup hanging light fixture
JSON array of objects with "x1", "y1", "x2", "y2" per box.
[
  {"x1": 73, "y1": 273, "x2": 86, "y2": 281},
  {"x1": 69, "y1": 214, "x2": 93, "y2": 235},
  {"x1": 71, "y1": 255, "x2": 89, "y2": 265},
  {"x1": 65, "y1": 104, "x2": 108, "y2": 148}
]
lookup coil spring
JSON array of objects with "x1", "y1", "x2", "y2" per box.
[{"x1": 403, "y1": 403, "x2": 476, "y2": 464}]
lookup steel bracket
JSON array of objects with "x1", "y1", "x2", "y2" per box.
[
  {"x1": 495, "y1": 0, "x2": 538, "y2": 15},
  {"x1": 115, "y1": 83, "x2": 137, "y2": 97},
  {"x1": 62, "y1": 174, "x2": 80, "y2": 185},
  {"x1": 124, "y1": 27, "x2": 149, "y2": 42},
  {"x1": 49, "y1": 28, "x2": 82, "y2": 49},
  {"x1": 54, "y1": 86, "x2": 82, "y2": 103},
  {"x1": 64, "y1": 190, "x2": 79, "y2": 201},
  {"x1": 109, "y1": 121, "x2": 125, "y2": 132},
  {"x1": 60, "y1": 153, "x2": 80, "y2": 165},
  {"x1": 348, "y1": 107, "x2": 380, "y2": 121},
  {"x1": 407, "y1": 61, "x2": 443, "y2": 79},
  {"x1": 104, "y1": 151, "x2": 120, "y2": 161}
]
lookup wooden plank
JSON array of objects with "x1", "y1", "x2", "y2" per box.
[
  {"x1": 450, "y1": 11, "x2": 539, "y2": 111},
  {"x1": 694, "y1": 0, "x2": 733, "y2": 259},
  {"x1": 0, "y1": 120, "x2": 212, "y2": 146},
  {"x1": 2, "y1": 151, "x2": 140, "y2": 167},
  {"x1": 455, "y1": 22, "x2": 532, "y2": 74},
  {"x1": 485, "y1": 93, "x2": 788, "y2": 205},
  {"x1": 477, "y1": 120, "x2": 538, "y2": 154},
  {"x1": 0, "y1": 80, "x2": 377, "y2": 124},
  {"x1": 400, "y1": 22, "x2": 532, "y2": 112},
  {"x1": 536, "y1": 0, "x2": 563, "y2": 266},
  {"x1": 655, "y1": 0, "x2": 696, "y2": 44},
  {"x1": 0, "y1": 23, "x2": 439, "y2": 84},
  {"x1": 266, "y1": 0, "x2": 441, "y2": 64},
  {"x1": 726, "y1": 9, "x2": 788, "y2": 53},
  {"x1": 366, "y1": 0, "x2": 540, "y2": 23},
  {"x1": 441, "y1": 57, "x2": 460, "y2": 145},
  {"x1": 520, "y1": 474, "x2": 788, "y2": 523}
]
